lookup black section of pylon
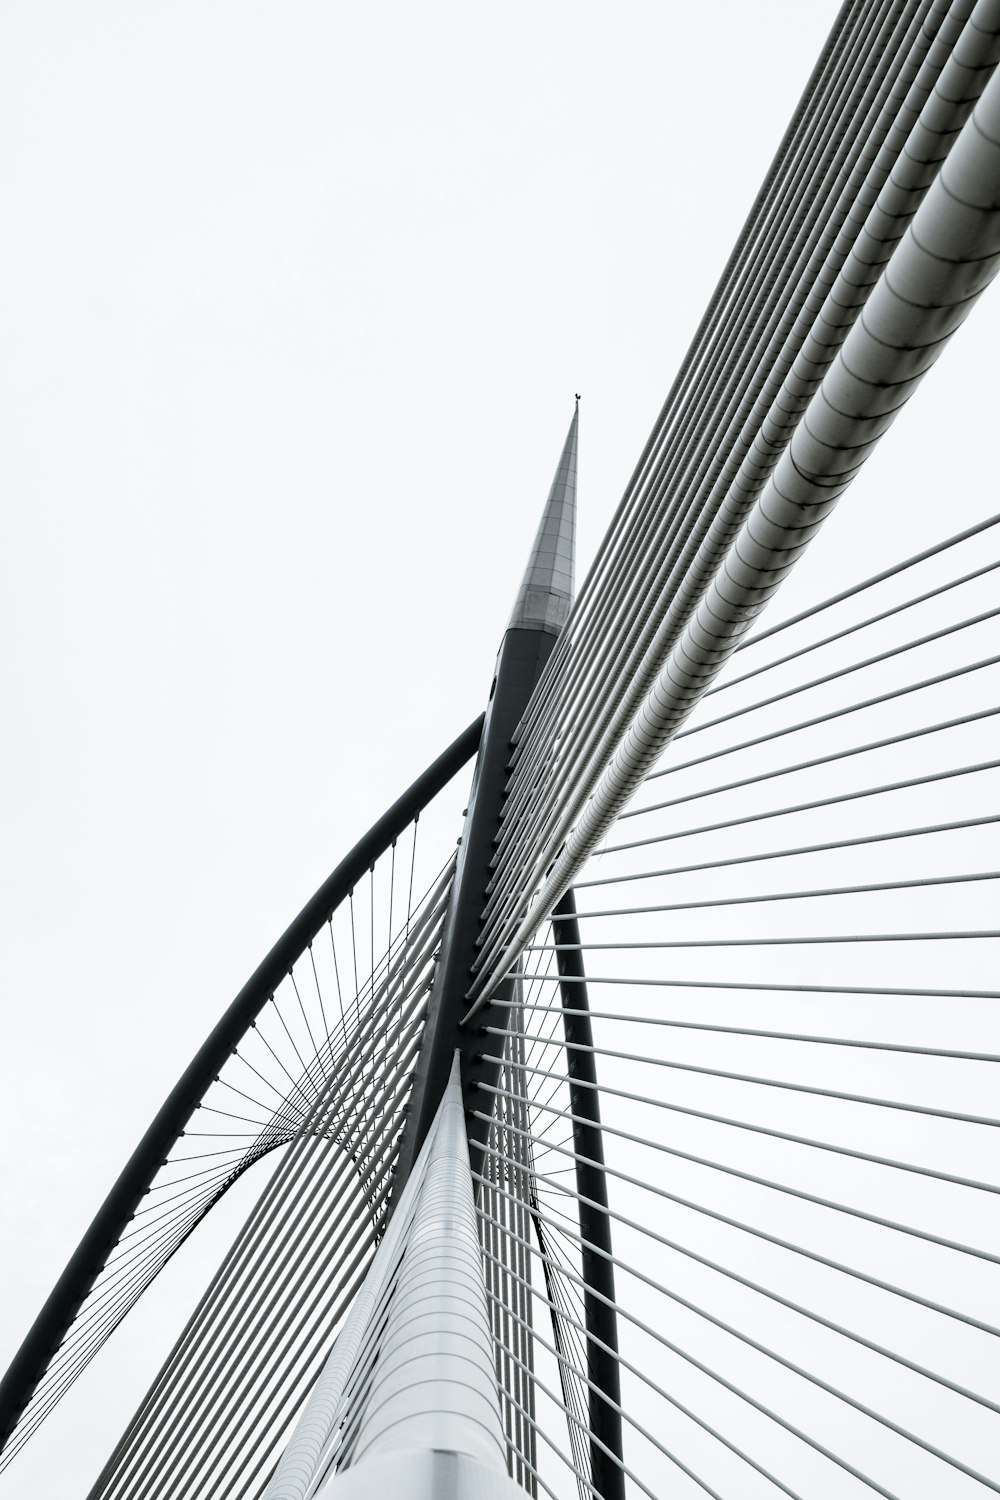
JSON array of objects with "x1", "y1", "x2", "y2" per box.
[
  {"x1": 552, "y1": 887, "x2": 626, "y2": 1500},
  {"x1": 0, "y1": 716, "x2": 483, "y2": 1456},
  {"x1": 395, "y1": 626, "x2": 556, "y2": 1191}
]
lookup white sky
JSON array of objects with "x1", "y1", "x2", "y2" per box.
[{"x1": 3, "y1": 2, "x2": 999, "y2": 1494}]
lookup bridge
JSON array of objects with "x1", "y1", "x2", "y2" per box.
[{"x1": 2, "y1": 1, "x2": 1000, "y2": 1496}]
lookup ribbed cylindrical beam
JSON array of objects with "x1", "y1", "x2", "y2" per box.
[
  {"x1": 314, "y1": 1059, "x2": 525, "y2": 1499},
  {"x1": 261, "y1": 1120, "x2": 433, "y2": 1500},
  {"x1": 471, "y1": 60, "x2": 1000, "y2": 1004}
]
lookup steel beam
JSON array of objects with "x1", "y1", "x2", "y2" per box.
[{"x1": 551, "y1": 888, "x2": 625, "y2": 1500}]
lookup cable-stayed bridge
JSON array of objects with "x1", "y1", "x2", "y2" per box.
[{"x1": 2, "y1": 1, "x2": 1000, "y2": 1496}]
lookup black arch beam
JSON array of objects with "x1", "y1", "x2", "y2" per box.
[{"x1": 0, "y1": 716, "x2": 483, "y2": 1452}]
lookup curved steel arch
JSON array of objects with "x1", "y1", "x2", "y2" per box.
[{"x1": 0, "y1": 715, "x2": 483, "y2": 1453}]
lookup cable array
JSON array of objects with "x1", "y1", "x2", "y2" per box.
[
  {"x1": 471, "y1": 0, "x2": 1000, "y2": 1003},
  {"x1": 480, "y1": 1002, "x2": 541, "y2": 1497},
  {"x1": 0, "y1": 724, "x2": 479, "y2": 1487},
  {"x1": 85, "y1": 850, "x2": 457, "y2": 1500},
  {"x1": 5, "y1": 3, "x2": 1000, "y2": 1498},
  {"x1": 466, "y1": 505, "x2": 1000, "y2": 1497}
]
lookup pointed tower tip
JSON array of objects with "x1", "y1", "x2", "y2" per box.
[{"x1": 507, "y1": 404, "x2": 578, "y2": 637}]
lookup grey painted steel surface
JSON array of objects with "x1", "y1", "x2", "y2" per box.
[
  {"x1": 314, "y1": 1450, "x2": 528, "y2": 1500},
  {"x1": 262, "y1": 1090, "x2": 440, "y2": 1500},
  {"x1": 309, "y1": 1060, "x2": 525, "y2": 1499},
  {"x1": 507, "y1": 402, "x2": 578, "y2": 637},
  {"x1": 471, "y1": 58, "x2": 1000, "y2": 1005}
]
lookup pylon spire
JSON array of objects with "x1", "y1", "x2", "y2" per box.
[
  {"x1": 393, "y1": 400, "x2": 580, "y2": 1195},
  {"x1": 507, "y1": 399, "x2": 578, "y2": 637}
]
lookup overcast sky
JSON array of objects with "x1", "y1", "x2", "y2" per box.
[{"x1": 3, "y1": 3, "x2": 999, "y2": 1494}]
